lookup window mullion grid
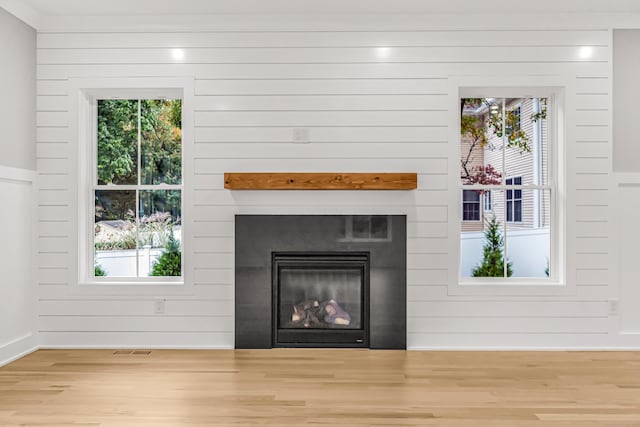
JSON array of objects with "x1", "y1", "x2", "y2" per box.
[
  {"x1": 136, "y1": 99, "x2": 142, "y2": 278},
  {"x1": 91, "y1": 99, "x2": 98, "y2": 279},
  {"x1": 501, "y1": 98, "x2": 508, "y2": 278},
  {"x1": 460, "y1": 184, "x2": 550, "y2": 191},
  {"x1": 459, "y1": 95, "x2": 555, "y2": 283},
  {"x1": 94, "y1": 185, "x2": 181, "y2": 191}
]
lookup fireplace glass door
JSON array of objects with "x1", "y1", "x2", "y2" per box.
[{"x1": 272, "y1": 253, "x2": 369, "y2": 347}]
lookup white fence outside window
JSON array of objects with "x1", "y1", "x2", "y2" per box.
[{"x1": 460, "y1": 228, "x2": 550, "y2": 278}]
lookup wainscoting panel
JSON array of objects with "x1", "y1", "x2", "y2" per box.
[{"x1": 0, "y1": 167, "x2": 37, "y2": 365}]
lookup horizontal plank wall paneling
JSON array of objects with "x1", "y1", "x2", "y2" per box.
[
  {"x1": 36, "y1": 25, "x2": 615, "y2": 349},
  {"x1": 37, "y1": 46, "x2": 610, "y2": 64}
]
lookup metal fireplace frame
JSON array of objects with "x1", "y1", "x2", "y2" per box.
[{"x1": 271, "y1": 252, "x2": 370, "y2": 348}]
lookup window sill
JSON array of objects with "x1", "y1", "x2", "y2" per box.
[{"x1": 82, "y1": 279, "x2": 184, "y2": 285}]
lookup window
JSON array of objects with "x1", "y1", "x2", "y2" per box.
[
  {"x1": 483, "y1": 191, "x2": 492, "y2": 211},
  {"x1": 462, "y1": 190, "x2": 481, "y2": 221},
  {"x1": 506, "y1": 177, "x2": 522, "y2": 222},
  {"x1": 92, "y1": 98, "x2": 183, "y2": 280},
  {"x1": 510, "y1": 105, "x2": 522, "y2": 133},
  {"x1": 459, "y1": 96, "x2": 553, "y2": 280}
]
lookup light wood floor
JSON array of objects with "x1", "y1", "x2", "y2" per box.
[{"x1": 1, "y1": 350, "x2": 640, "y2": 426}]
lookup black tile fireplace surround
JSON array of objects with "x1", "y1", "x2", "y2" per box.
[{"x1": 235, "y1": 215, "x2": 406, "y2": 349}]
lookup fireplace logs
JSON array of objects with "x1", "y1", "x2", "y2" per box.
[{"x1": 291, "y1": 299, "x2": 351, "y2": 328}]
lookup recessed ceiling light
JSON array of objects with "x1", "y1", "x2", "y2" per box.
[
  {"x1": 171, "y1": 48, "x2": 185, "y2": 61},
  {"x1": 579, "y1": 46, "x2": 593, "y2": 59},
  {"x1": 376, "y1": 47, "x2": 390, "y2": 59}
]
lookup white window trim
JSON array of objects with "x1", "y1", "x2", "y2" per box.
[
  {"x1": 447, "y1": 79, "x2": 569, "y2": 297},
  {"x1": 69, "y1": 77, "x2": 195, "y2": 296}
]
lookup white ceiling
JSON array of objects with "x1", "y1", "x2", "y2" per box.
[{"x1": 14, "y1": 0, "x2": 640, "y2": 16}]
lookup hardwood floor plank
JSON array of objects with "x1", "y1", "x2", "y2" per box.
[{"x1": 1, "y1": 349, "x2": 640, "y2": 426}]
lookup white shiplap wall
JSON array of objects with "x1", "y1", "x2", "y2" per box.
[{"x1": 35, "y1": 24, "x2": 616, "y2": 349}]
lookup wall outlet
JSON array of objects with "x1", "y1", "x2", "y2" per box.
[
  {"x1": 154, "y1": 299, "x2": 166, "y2": 314},
  {"x1": 608, "y1": 299, "x2": 619, "y2": 316}
]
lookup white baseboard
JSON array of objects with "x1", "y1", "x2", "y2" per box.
[
  {"x1": 9, "y1": 343, "x2": 640, "y2": 358},
  {"x1": 0, "y1": 333, "x2": 39, "y2": 367},
  {"x1": 38, "y1": 345, "x2": 233, "y2": 350}
]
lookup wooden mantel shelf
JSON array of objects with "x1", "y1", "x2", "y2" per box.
[{"x1": 224, "y1": 172, "x2": 417, "y2": 190}]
